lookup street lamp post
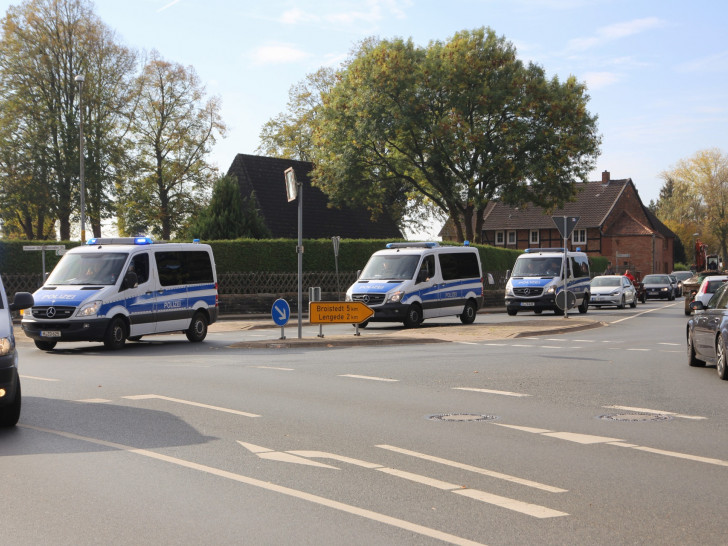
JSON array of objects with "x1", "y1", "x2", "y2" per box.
[{"x1": 75, "y1": 74, "x2": 86, "y2": 242}]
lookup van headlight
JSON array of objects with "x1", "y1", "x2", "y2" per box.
[
  {"x1": 506, "y1": 285, "x2": 514, "y2": 296},
  {"x1": 77, "y1": 300, "x2": 102, "y2": 317},
  {"x1": 545, "y1": 286, "x2": 556, "y2": 294},
  {"x1": 345, "y1": 294, "x2": 352, "y2": 302},
  {"x1": 0, "y1": 337, "x2": 13, "y2": 356},
  {"x1": 387, "y1": 291, "x2": 405, "y2": 304}
]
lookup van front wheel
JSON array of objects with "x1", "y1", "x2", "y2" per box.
[
  {"x1": 186, "y1": 312, "x2": 208, "y2": 342},
  {"x1": 403, "y1": 304, "x2": 423, "y2": 328},
  {"x1": 34, "y1": 340, "x2": 57, "y2": 351},
  {"x1": 104, "y1": 318, "x2": 127, "y2": 350},
  {"x1": 460, "y1": 300, "x2": 477, "y2": 324}
]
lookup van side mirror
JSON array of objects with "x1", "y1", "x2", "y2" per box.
[
  {"x1": 356, "y1": 269, "x2": 361, "y2": 279},
  {"x1": 10, "y1": 292, "x2": 34, "y2": 312},
  {"x1": 487, "y1": 273, "x2": 495, "y2": 285},
  {"x1": 505, "y1": 269, "x2": 511, "y2": 280}
]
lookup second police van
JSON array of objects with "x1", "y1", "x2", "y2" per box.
[
  {"x1": 21, "y1": 237, "x2": 218, "y2": 350},
  {"x1": 345, "y1": 242, "x2": 483, "y2": 327},
  {"x1": 505, "y1": 248, "x2": 591, "y2": 316}
]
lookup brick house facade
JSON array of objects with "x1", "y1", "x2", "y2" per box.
[{"x1": 440, "y1": 172, "x2": 675, "y2": 277}]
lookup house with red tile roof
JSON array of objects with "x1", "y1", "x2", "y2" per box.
[
  {"x1": 440, "y1": 171, "x2": 675, "y2": 276},
  {"x1": 227, "y1": 154, "x2": 403, "y2": 239}
]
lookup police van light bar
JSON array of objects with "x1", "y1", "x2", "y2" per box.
[
  {"x1": 524, "y1": 247, "x2": 565, "y2": 253},
  {"x1": 386, "y1": 242, "x2": 439, "y2": 249},
  {"x1": 86, "y1": 237, "x2": 153, "y2": 245}
]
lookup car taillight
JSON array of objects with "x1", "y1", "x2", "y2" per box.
[{"x1": 215, "y1": 282, "x2": 219, "y2": 306}]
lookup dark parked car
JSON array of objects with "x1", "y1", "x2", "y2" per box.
[
  {"x1": 641, "y1": 274, "x2": 675, "y2": 300},
  {"x1": 687, "y1": 282, "x2": 728, "y2": 380}
]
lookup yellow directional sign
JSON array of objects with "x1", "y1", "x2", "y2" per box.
[{"x1": 309, "y1": 301, "x2": 374, "y2": 324}]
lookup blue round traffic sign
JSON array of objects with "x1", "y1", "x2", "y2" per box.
[{"x1": 272, "y1": 298, "x2": 290, "y2": 326}]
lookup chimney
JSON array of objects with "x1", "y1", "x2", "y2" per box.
[{"x1": 602, "y1": 170, "x2": 610, "y2": 184}]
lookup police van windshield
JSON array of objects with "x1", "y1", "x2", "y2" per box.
[
  {"x1": 46, "y1": 253, "x2": 128, "y2": 286},
  {"x1": 512, "y1": 257, "x2": 562, "y2": 277},
  {"x1": 360, "y1": 255, "x2": 420, "y2": 281}
]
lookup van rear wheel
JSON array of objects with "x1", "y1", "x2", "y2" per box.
[
  {"x1": 459, "y1": 300, "x2": 477, "y2": 324},
  {"x1": 186, "y1": 312, "x2": 208, "y2": 342}
]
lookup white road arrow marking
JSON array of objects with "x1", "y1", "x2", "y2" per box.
[
  {"x1": 281, "y1": 448, "x2": 568, "y2": 518},
  {"x1": 238, "y1": 442, "x2": 339, "y2": 469}
]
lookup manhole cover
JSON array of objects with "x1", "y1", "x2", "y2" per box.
[
  {"x1": 427, "y1": 413, "x2": 498, "y2": 422},
  {"x1": 598, "y1": 413, "x2": 672, "y2": 422}
]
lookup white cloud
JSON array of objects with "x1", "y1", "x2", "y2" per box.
[
  {"x1": 278, "y1": 0, "x2": 411, "y2": 28},
  {"x1": 156, "y1": 0, "x2": 181, "y2": 13},
  {"x1": 567, "y1": 17, "x2": 664, "y2": 51},
  {"x1": 249, "y1": 43, "x2": 312, "y2": 66},
  {"x1": 582, "y1": 71, "x2": 621, "y2": 90},
  {"x1": 280, "y1": 8, "x2": 320, "y2": 25},
  {"x1": 676, "y1": 51, "x2": 728, "y2": 73}
]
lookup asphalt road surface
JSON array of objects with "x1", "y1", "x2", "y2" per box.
[{"x1": 3, "y1": 299, "x2": 727, "y2": 545}]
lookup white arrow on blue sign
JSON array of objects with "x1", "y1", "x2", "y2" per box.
[{"x1": 272, "y1": 298, "x2": 290, "y2": 326}]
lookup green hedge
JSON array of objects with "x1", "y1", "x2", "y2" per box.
[{"x1": 0, "y1": 239, "x2": 603, "y2": 276}]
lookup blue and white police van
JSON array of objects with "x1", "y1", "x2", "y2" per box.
[
  {"x1": 345, "y1": 242, "x2": 483, "y2": 327},
  {"x1": 505, "y1": 248, "x2": 591, "y2": 315},
  {"x1": 21, "y1": 237, "x2": 218, "y2": 350}
]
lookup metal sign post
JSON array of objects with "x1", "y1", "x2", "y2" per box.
[
  {"x1": 551, "y1": 216, "x2": 580, "y2": 319},
  {"x1": 332, "y1": 236, "x2": 341, "y2": 300},
  {"x1": 285, "y1": 167, "x2": 303, "y2": 339}
]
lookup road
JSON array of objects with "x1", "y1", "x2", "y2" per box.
[{"x1": 3, "y1": 300, "x2": 727, "y2": 545}]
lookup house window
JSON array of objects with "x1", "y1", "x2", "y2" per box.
[
  {"x1": 529, "y1": 230, "x2": 539, "y2": 245},
  {"x1": 507, "y1": 230, "x2": 516, "y2": 245},
  {"x1": 572, "y1": 229, "x2": 586, "y2": 245},
  {"x1": 495, "y1": 231, "x2": 504, "y2": 245}
]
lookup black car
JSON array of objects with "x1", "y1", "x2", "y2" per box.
[
  {"x1": 642, "y1": 274, "x2": 675, "y2": 300},
  {"x1": 687, "y1": 282, "x2": 728, "y2": 380}
]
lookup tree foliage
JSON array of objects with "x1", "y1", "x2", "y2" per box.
[
  {"x1": 656, "y1": 148, "x2": 728, "y2": 263},
  {"x1": 0, "y1": 0, "x2": 136, "y2": 239},
  {"x1": 256, "y1": 67, "x2": 334, "y2": 162},
  {"x1": 185, "y1": 175, "x2": 271, "y2": 240},
  {"x1": 309, "y1": 28, "x2": 600, "y2": 242},
  {"x1": 118, "y1": 50, "x2": 225, "y2": 240}
]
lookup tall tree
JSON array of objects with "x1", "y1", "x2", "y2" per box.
[
  {"x1": 0, "y1": 0, "x2": 136, "y2": 240},
  {"x1": 256, "y1": 67, "x2": 334, "y2": 162},
  {"x1": 311, "y1": 28, "x2": 600, "y2": 242},
  {"x1": 662, "y1": 148, "x2": 728, "y2": 261},
  {"x1": 185, "y1": 175, "x2": 271, "y2": 240},
  {"x1": 119, "y1": 50, "x2": 225, "y2": 240}
]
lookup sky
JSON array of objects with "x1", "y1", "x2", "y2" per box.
[{"x1": 2, "y1": 0, "x2": 727, "y2": 238}]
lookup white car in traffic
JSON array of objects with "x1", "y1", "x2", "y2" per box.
[{"x1": 589, "y1": 275, "x2": 637, "y2": 309}]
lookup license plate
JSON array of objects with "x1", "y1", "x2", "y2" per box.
[
  {"x1": 40, "y1": 331, "x2": 61, "y2": 338},
  {"x1": 520, "y1": 302, "x2": 535, "y2": 306}
]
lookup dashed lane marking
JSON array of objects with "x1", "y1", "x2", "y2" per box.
[
  {"x1": 454, "y1": 387, "x2": 531, "y2": 398},
  {"x1": 603, "y1": 405, "x2": 707, "y2": 420},
  {"x1": 338, "y1": 374, "x2": 398, "y2": 382},
  {"x1": 20, "y1": 375, "x2": 60, "y2": 382},
  {"x1": 123, "y1": 394, "x2": 260, "y2": 418}
]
